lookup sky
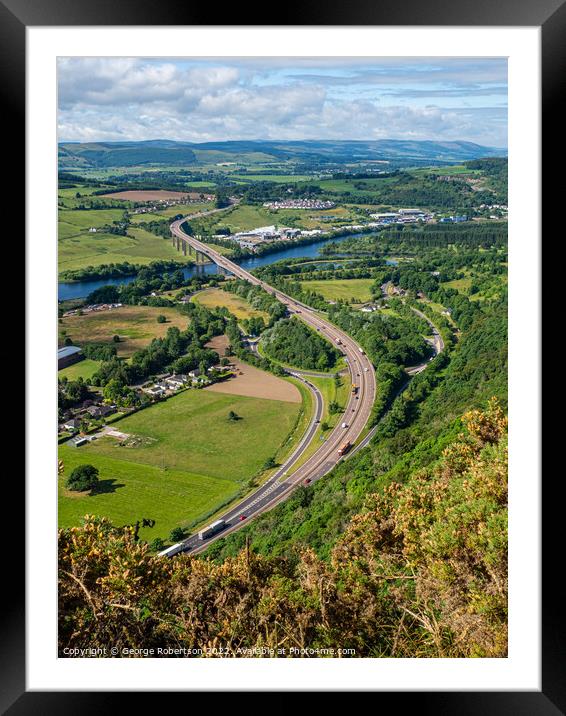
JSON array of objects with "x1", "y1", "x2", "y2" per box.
[{"x1": 58, "y1": 57, "x2": 508, "y2": 147}]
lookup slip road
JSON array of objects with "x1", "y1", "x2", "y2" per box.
[{"x1": 163, "y1": 216, "x2": 377, "y2": 556}]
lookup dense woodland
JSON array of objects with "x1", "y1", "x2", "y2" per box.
[{"x1": 261, "y1": 317, "x2": 341, "y2": 371}]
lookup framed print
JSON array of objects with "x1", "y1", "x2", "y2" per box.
[{"x1": 5, "y1": 0, "x2": 556, "y2": 706}]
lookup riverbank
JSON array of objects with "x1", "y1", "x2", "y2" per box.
[{"x1": 58, "y1": 230, "x2": 377, "y2": 301}]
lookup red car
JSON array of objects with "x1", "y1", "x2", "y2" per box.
[
  {"x1": 304, "y1": 478, "x2": 312, "y2": 484},
  {"x1": 239, "y1": 514, "x2": 247, "y2": 521}
]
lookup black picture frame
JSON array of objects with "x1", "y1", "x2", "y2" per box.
[{"x1": 7, "y1": 0, "x2": 556, "y2": 708}]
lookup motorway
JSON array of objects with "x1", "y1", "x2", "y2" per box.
[{"x1": 163, "y1": 216, "x2": 377, "y2": 556}]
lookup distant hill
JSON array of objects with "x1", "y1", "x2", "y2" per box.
[
  {"x1": 58, "y1": 139, "x2": 506, "y2": 169},
  {"x1": 58, "y1": 140, "x2": 198, "y2": 168}
]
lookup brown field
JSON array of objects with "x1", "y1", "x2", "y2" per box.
[
  {"x1": 100, "y1": 190, "x2": 212, "y2": 202},
  {"x1": 59, "y1": 305, "x2": 189, "y2": 358},
  {"x1": 205, "y1": 335, "x2": 300, "y2": 404}
]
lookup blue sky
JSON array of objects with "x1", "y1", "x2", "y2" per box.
[{"x1": 58, "y1": 57, "x2": 507, "y2": 147}]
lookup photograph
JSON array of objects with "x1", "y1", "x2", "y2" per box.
[{"x1": 55, "y1": 55, "x2": 510, "y2": 660}]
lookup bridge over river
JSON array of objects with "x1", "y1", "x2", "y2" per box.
[{"x1": 164, "y1": 215, "x2": 377, "y2": 556}]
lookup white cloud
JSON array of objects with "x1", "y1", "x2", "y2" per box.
[{"x1": 57, "y1": 57, "x2": 507, "y2": 146}]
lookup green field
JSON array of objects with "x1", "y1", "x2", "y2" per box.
[
  {"x1": 58, "y1": 447, "x2": 238, "y2": 543},
  {"x1": 192, "y1": 288, "x2": 269, "y2": 321},
  {"x1": 58, "y1": 224, "x2": 189, "y2": 273},
  {"x1": 441, "y1": 277, "x2": 473, "y2": 293},
  {"x1": 300, "y1": 278, "x2": 375, "y2": 303},
  {"x1": 231, "y1": 174, "x2": 314, "y2": 183},
  {"x1": 58, "y1": 358, "x2": 101, "y2": 381},
  {"x1": 58, "y1": 389, "x2": 301, "y2": 541}
]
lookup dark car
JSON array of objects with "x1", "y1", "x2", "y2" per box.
[{"x1": 304, "y1": 478, "x2": 312, "y2": 484}]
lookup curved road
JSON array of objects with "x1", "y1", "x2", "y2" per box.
[{"x1": 162, "y1": 216, "x2": 377, "y2": 556}]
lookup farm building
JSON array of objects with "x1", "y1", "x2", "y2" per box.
[{"x1": 58, "y1": 346, "x2": 84, "y2": 370}]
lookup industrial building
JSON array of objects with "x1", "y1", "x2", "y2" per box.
[{"x1": 58, "y1": 346, "x2": 84, "y2": 370}]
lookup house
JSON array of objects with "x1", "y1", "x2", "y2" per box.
[
  {"x1": 188, "y1": 369, "x2": 200, "y2": 378},
  {"x1": 165, "y1": 374, "x2": 188, "y2": 389},
  {"x1": 72, "y1": 437, "x2": 88, "y2": 447},
  {"x1": 58, "y1": 345, "x2": 84, "y2": 370},
  {"x1": 143, "y1": 385, "x2": 167, "y2": 396},
  {"x1": 86, "y1": 404, "x2": 115, "y2": 419},
  {"x1": 62, "y1": 418, "x2": 81, "y2": 431}
]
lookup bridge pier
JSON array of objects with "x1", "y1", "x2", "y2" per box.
[
  {"x1": 176, "y1": 236, "x2": 180, "y2": 251},
  {"x1": 182, "y1": 241, "x2": 187, "y2": 256}
]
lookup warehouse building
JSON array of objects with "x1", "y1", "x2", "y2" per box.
[{"x1": 58, "y1": 345, "x2": 84, "y2": 370}]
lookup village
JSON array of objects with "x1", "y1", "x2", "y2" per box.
[{"x1": 58, "y1": 349, "x2": 236, "y2": 445}]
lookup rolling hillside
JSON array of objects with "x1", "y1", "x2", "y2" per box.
[{"x1": 58, "y1": 139, "x2": 506, "y2": 170}]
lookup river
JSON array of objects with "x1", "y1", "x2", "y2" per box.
[{"x1": 58, "y1": 232, "x2": 395, "y2": 301}]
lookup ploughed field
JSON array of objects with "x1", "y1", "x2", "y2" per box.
[
  {"x1": 58, "y1": 388, "x2": 302, "y2": 542},
  {"x1": 205, "y1": 335, "x2": 301, "y2": 403}
]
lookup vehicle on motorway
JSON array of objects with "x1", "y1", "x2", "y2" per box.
[
  {"x1": 304, "y1": 478, "x2": 311, "y2": 484},
  {"x1": 352, "y1": 384, "x2": 358, "y2": 394},
  {"x1": 239, "y1": 515, "x2": 247, "y2": 521},
  {"x1": 158, "y1": 542, "x2": 185, "y2": 558},
  {"x1": 338, "y1": 441, "x2": 352, "y2": 457},
  {"x1": 342, "y1": 422, "x2": 348, "y2": 428},
  {"x1": 198, "y1": 519, "x2": 227, "y2": 540},
  {"x1": 359, "y1": 347, "x2": 365, "y2": 354}
]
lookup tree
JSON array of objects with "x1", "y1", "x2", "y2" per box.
[
  {"x1": 263, "y1": 456, "x2": 276, "y2": 470},
  {"x1": 150, "y1": 538, "x2": 165, "y2": 552},
  {"x1": 112, "y1": 334, "x2": 120, "y2": 343},
  {"x1": 64, "y1": 336, "x2": 74, "y2": 346},
  {"x1": 66, "y1": 464, "x2": 99, "y2": 492},
  {"x1": 103, "y1": 378, "x2": 126, "y2": 403},
  {"x1": 227, "y1": 410, "x2": 240, "y2": 421},
  {"x1": 329, "y1": 401, "x2": 341, "y2": 415},
  {"x1": 169, "y1": 527, "x2": 185, "y2": 542},
  {"x1": 215, "y1": 188, "x2": 230, "y2": 209},
  {"x1": 156, "y1": 315, "x2": 167, "y2": 324}
]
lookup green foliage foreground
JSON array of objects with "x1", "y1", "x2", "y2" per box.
[{"x1": 59, "y1": 400, "x2": 507, "y2": 658}]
